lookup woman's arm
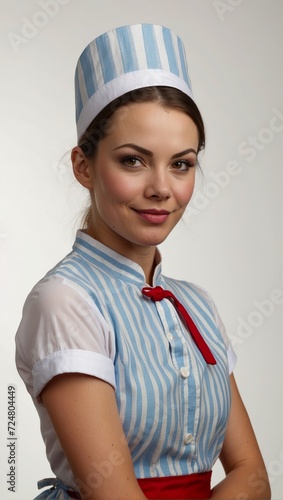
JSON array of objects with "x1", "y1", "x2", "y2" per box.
[
  {"x1": 211, "y1": 374, "x2": 271, "y2": 499},
  {"x1": 41, "y1": 373, "x2": 147, "y2": 500}
]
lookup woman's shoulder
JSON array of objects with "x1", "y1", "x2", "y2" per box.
[
  {"x1": 23, "y1": 273, "x2": 91, "y2": 313},
  {"x1": 17, "y1": 259, "x2": 111, "y2": 349}
]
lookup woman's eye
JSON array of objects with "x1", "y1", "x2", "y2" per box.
[
  {"x1": 172, "y1": 160, "x2": 194, "y2": 171},
  {"x1": 122, "y1": 156, "x2": 142, "y2": 167}
]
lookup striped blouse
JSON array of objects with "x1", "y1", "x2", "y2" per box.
[{"x1": 15, "y1": 230, "x2": 236, "y2": 490}]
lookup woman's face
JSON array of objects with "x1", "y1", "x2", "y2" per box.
[{"x1": 87, "y1": 101, "x2": 199, "y2": 256}]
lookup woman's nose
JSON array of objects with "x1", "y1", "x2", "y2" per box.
[{"x1": 144, "y1": 169, "x2": 172, "y2": 200}]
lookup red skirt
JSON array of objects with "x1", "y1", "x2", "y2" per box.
[{"x1": 137, "y1": 471, "x2": 212, "y2": 499}]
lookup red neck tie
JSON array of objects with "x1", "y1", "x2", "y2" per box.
[{"x1": 142, "y1": 286, "x2": 216, "y2": 365}]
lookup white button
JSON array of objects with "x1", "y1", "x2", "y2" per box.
[
  {"x1": 167, "y1": 333, "x2": 173, "y2": 342},
  {"x1": 184, "y1": 433, "x2": 194, "y2": 445},
  {"x1": 180, "y1": 366, "x2": 190, "y2": 378}
]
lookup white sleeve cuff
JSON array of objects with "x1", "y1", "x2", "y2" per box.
[{"x1": 32, "y1": 349, "x2": 116, "y2": 398}]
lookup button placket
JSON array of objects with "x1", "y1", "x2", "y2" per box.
[
  {"x1": 153, "y1": 300, "x2": 186, "y2": 370},
  {"x1": 151, "y1": 296, "x2": 197, "y2": 455},
  {"x1": 161, "y1": 300, "x2": 190, "y2": 371}
]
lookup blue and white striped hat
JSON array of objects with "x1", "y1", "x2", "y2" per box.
[{"x1": 75, "y1": 23, "x2": 194, "y2": 140}]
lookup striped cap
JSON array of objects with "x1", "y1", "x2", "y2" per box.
[{"x1": 75, "y1": 24, "x2": 194, "y2": 140}]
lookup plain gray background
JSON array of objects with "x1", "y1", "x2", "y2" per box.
[{"x1": 1, "y1": 0, "x2": 282, "y2": 498}]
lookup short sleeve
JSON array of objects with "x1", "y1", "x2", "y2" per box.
[
  {"x1": 190, "y1": 284, "x2": 237, "y2": 374},
  {"x1": 15, "y1": 276, "x2": 116, "y2": 400}
]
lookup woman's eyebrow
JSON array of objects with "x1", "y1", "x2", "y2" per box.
[
  {"x1": 171, "y1": 148, "x2": 197, "y2": 158},
  {"x1": 113, "y1": 143, "x2": 153, "y2": 156},
  {"x1": 113, "y1": 144, "x2": 197, "y2": 158}
]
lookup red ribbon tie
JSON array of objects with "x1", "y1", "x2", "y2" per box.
[{"x1": 142, "y1": 286, "x2": 216, "y2": 365}]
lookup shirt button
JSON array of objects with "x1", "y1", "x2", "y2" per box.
[
  {"x1": 184, "y1": 433, "x2": 194, "y2": 445},
  {"x1": 179, "y1": 366, "x2": 190, "y2": 378},
  {"x1": 167, "y1": 333, "x2": 173, "y2": 342}
]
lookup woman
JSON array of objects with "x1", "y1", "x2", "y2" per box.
[{"x1": 15, "y1": 24, "x2": 271, "y2": 499}]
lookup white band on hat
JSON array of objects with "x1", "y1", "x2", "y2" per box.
[{"x1": 77, "y1": 69, "x2": 193, "y2": 141}]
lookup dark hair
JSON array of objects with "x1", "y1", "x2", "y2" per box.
[{"x1": 78, "y1": 86, "x2": 205, "y2": 228}]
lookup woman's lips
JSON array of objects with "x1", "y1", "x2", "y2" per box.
[{"x1": 134, "y1": 209, "x2": 171, "y2": 224}]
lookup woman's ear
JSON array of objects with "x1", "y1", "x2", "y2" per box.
[{"x1": 71, "y1": 147, "x2": 93, "y2": 189}]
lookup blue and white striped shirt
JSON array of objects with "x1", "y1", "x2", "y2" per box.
[{"x1": 16, "y1": 230, "x2": 236, "y2": 488}]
